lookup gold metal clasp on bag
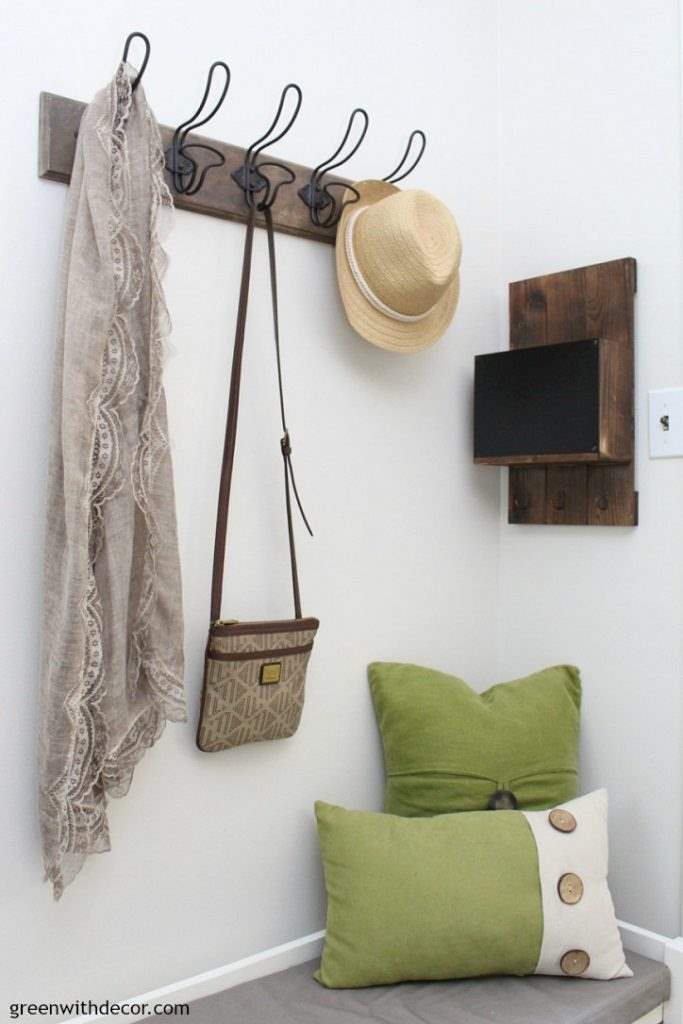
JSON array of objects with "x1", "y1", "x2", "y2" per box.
[{"x1": 260, "y1": 662, "x2": 282, "y2": 685}]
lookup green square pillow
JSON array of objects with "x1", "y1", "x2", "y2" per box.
[
  {"x1": 315, "y1": 791, "x2": 630, "y2": 988},
  {"x1": 368, "y1": 662, "x2": 581, "y2": 815}
]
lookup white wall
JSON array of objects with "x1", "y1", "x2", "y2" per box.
[
  {"x1": 5, "y1": 0, "x2": 683, "y2": 1010},
  {"x1": 495, "y1": 0, "x2": 683, "y2": 937},
  {"x1": 1, "y1": 0, "x2": 501, "y2": 1012}
]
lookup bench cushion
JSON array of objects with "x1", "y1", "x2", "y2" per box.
[{"x1": 159, "y1": 952, "x2": 669, "y2": 1024}]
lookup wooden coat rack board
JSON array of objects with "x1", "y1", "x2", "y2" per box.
[
  {"x1": 38, "y1": 91, "x2": 350, "y2": 244},
  {"x1": 506, "y1": 258, "x2": 637, "y2": 526}
]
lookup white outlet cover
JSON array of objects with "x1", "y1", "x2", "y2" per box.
[{"x1": 648, "y1": 387, "x2": 683, "y2": 458}]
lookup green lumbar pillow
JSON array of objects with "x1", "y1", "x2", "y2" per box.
[
  {"x1": 315, "y1": 790, "x2": 630, "y2": 989},
  {"x1": 368, "y1": 662, "x2": 581, "y2": 815}
]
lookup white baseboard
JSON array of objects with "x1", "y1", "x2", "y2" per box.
[
  {"x1": 66, "y1": 930, "x2": 325, "y2": 1022},
  {"x1": 663, "y1": 938, "x2": 683, "y2": 1024},
  {"x1": 619, "y1": 920, "x2": 670, "y2": 961},
  {"x1": 633, "y1": 1009, "x2": 665, "y2": 1024},
  {"x1": 618, "y1": 921, "x2": 683, "y2": 1024},
  {"x1": 69, "y1": 922, "x2": 681, "y2": 1023}
]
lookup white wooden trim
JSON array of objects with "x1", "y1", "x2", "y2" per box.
[
  {"x1": 65, "y1": 930, "x2": 325, "y2": 1022},
  {"x1": 619, "y1": 920, "x2": 669, "y2": 962},
  {"x1": 618, "y1": 922, "x2": 682, "y2": 1024},
  {"x1": 663, "y1": 937, "x2": 683, "y2": 1024},
  {"x1": 632, "y1": 1008, "x2": 664, "y2": 1024}
]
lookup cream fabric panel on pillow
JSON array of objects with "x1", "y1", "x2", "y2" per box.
[{"x1": 523, "y1": 790, "x2": 632, "y2": 980}]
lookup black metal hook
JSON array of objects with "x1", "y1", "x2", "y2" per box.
[
  {"x1": 122, "y1": 32, "x2": 151, "y2": 94},
  {"x1": 298, "y1": 108, "x2": 369, "y2": 228},
  {"x1": 165, "y1": 61, "x2": 231, "y2": 196},
  {"x1": 232, "y1": 83, "x2": 303, "y2": 211},
  {"x1": 382, "y1": 129, "x2": 427, "y2": 184}
]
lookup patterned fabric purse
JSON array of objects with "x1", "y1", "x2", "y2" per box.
[{"x1": 197, "y1": 206, "x2": 319, "y2": 753}]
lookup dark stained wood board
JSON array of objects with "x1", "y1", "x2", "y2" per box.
[
  {"x1": 38, "y1": 91, "x2": 350, "y2": 244},
  {"x1": 508, "y1": 258, "x2": 637, "y2": 526}
]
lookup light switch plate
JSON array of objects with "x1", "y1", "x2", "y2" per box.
[{"x1": 648, "y1": 387, "x2": 683, "y2": 458}]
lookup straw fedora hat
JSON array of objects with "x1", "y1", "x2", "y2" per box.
[{"x1": 335, "y1": 180, "x2": 461, "y2": 353}]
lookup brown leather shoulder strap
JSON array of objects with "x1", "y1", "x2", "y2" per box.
[{"x1": 210, "y1": 206, "x2": 310, "y2": 623}]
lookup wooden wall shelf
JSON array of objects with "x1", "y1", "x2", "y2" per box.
[
  {"x1": 474, "y1": 336, "x2": 632, "y2": 467},
  {"x1": 476, "y1": 258, "x2": 637, "y2": 526},
  {"x1": 38, "y1": 91, "x2": 349, "y2": 245},
  {"x1": 475, "y1": 452, "x2": 630, "y2": 467}
]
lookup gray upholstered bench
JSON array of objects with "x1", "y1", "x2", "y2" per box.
[{"x1": 152, "y1": 952, "x2": 670, "y2": 1024}]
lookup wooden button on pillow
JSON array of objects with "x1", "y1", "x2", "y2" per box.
[
  {"x1": 368, "y1": 662, "x2": 581, "y2": 815},
  {"x1": 315, "y1": 790, "x2": 631, "y2": 988}
]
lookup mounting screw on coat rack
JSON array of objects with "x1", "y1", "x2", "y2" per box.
[
  {"x1": 165, "y1": 61, "x2": 231, "y2": 196},
  {"x1": 232, "y1": 83, "x2": 303, "y2": 211}
]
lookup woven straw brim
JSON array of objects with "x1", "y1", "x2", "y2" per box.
[{"x1": 335, "y1": 179, "x2": 460, "y2": 354}]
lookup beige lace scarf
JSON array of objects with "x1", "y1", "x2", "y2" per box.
[{"x1": 39, "y1": 63, "x2": 186, "y2": 899}]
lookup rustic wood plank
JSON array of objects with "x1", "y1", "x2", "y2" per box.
[
  {"x1": 585, "y1": 259, "x2": 636, "y2": 525},
  {"x1": 508, "y1": 467, "x2": 547, "y2": 524},
  {"x1": 599, "y1": 336, "x2": 632, "y2": 462},
  {"x1": 508, "y1": 276, "x2": 549, "y2": 523},
  {"x1": 587, "y1": 260, "x2": 636, "y2": 523},
  {"x1": 546, "y1": 466, "x2": 588, "y2": 525},
  {"x1": 509, "y1": 279, "x2": 547, "y2": 347},
  {"x1": 477, "y1": 452, "x2": 602, "y2": 467},
  {"x1": 507, "y1": 258, "x2": 636, "y2": 526},
  {"x1": 38, "y1": 91, "x2": 348, "y2": 245},
  {"x1": 588, "y1": 465, "x2": 638, "y2": 526}
]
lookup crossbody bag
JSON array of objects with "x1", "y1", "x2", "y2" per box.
[{"x1": 196, "y1": 206, "x2": 319, "y2": 753}]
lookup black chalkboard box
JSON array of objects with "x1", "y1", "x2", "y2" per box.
[{"x1": 474, "y1": 338, "x2": 631, "y2": 466}]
